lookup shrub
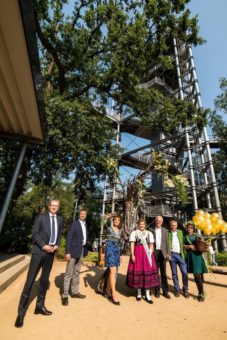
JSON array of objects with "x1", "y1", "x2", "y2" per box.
[
  {"x1": 83, "y1": 251, "x2": 98, "y2": 263},
  {"x1": 56, "y1": 236, "x2": 98, "y2": 264},
  {"x1": 57, "y1": 235, "x2": 66, "y2": 260},
  {"x1": 216, "y1": 252, "x2": 227, "y2": 266}
]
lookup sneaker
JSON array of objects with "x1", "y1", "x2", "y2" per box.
[{"x1": 174, "y1": 291, "x2": 180, "y2": 297}]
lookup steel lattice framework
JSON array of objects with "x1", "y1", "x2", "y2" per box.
[{"x1": 101, "y1": 38, "x2": 226, "y2": 251}]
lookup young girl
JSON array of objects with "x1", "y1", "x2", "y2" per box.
[{"x1": 126, "y1": 218, "x2": 160, "y2": 303}]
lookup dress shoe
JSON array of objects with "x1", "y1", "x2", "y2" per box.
[
  {"x1": 108, "y1": 296, "x2": 120, "y2": 305},
  {"x1": 163, "y1": 292, "x2": 171, "y2": 299},
  {"x1": 71, "y1": 292, "x2": 86, "y2": 299},
  {"x1": 183, "y1": 291, "x2": 190, "y2": 299},
  {"x1": 34, "y1": 306, "x2": 52, "y2": 315},
  {"x1": 136, "y1": 296, "x2": 142, "y2": 301},
  {"x1": 145, "y1": 297, "x2": 153, "y2": 304},
  {"x1": 154, "y1": 291, "x2": 160, "y2": 298},
  {"x1": 174, "y1": 291, "x2": 180, "y2": 297},
  {"x1": 62, "y1": 297, "x2": 69, "y2": 306},
  {"x1": 198, "y1": 294, "x2": 205, "y2": 302},
  {"x1": 15, "y1": 315, "x2": 24, "y2": 328}
]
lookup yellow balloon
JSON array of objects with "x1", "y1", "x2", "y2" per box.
[
  {"x1": 220, "y1": 222, "x2": 227, "y2": 233},
  {"x1": 215, "y1": 219, "x2": 225, "y2": 231},
  {"x1": 212, "y1": 224, "x2": 220, "y2": 234},
  {"x1": 196, "y1": 210, "x2": 204, "y2": 218},
  {"x1": 212, "y1": 227, "x2": 218, "y2": 235},
  {"x1": 210, "y1": 213, "x2": 219, "y2": 223},
  {"x1": 198, "y1": 215, "x2": 205, "y2": 225},
  {"x1": 204, "y1": 212, "x2": 211, "y2": 220},
  {"x1": 224, "y1": 223, "x2": 227, "y2": 233},
  {"x1": 198, "y1": 221, "x2": 206, "y2": 231},
  {"x1": 192, "y1": 216, "x2": 199, "y2": 225},
  {"x1": 204, "y1": 224, "x2": 213, "y2": 235}
]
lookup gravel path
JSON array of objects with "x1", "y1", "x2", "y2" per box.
[{"x1": 0, "y1": 256, "x2": 227, "y2": 340}]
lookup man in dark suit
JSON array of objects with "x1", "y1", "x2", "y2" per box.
[
  {"x1": 15, "y1": 199, "x2": 63, "y2": 328},
  {"x1": 151, "y1": 216, "x2": 171, "y2": 299},
  {"x1": 62, "y1": 208, "x2": 88, "y2": 306}
]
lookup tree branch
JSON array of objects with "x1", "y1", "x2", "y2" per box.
[{"x1": 34, "y1": 10, "x2": 66, "y2": 94}]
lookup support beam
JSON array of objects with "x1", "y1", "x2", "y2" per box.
[{"x1": 0, "y1": 142, "x2": 28, "y2": 234}]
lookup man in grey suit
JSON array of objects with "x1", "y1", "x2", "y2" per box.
[
  {"x1": 62, "y1": 208, "x2": 88, "y2": 306},
  {"x1": 15, "y1": 199, "x2": 63, "y2": 328},
  {"x1": 151, "y1": 216, "x2": 171, "y2": 299}
]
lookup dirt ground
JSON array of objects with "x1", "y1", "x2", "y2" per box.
[{"x1": 0, "y1": 256, "x2": 227, "y2": 340}]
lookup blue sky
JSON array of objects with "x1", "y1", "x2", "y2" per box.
[{"x1": 188, "y1": 0, "x2": 227, "y2": 111}]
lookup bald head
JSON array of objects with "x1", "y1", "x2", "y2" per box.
[{"x1": 155, "y1": 216, "x2": 163, "y2": 228}]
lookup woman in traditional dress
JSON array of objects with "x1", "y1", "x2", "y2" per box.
[
  {"x1": 184, "y1": 222, "x2": 208, "y2": 302},
  {"x1": 126, "y1": 218, "x2": 159, "y2": 304},
  {"x1": 104, "y1": 215, "x2": 122, "y2": 305}
]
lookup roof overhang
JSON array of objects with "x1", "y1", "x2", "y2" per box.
[{"x1": 0, "y1": 0, "x2": 45, "y2": 144}]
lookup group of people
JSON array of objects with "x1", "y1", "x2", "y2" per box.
[
  {"x1": 14, "y1": 199, "x2": 208, "y2": 328},
  {"x1": 102, "y1": 215, "x2": 208, "y2": 305}
]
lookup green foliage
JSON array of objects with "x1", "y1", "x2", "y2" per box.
[
  {"x1": 0, "y1": 0, "x2": 205, "y2": 206},
  {"x1": 216, "y1": 252, "x2": 227, "y2": 266},
  {"x1": 0, "y1": 181, "x2": 75, "y2": 252},
  {"x1": 57, "y1": 235, "x2": 66, "y2": 260},
  {"x1": 209, "y1": 78, "x2": 227, "y2": 220},
  {"x1": 0, "y1": 0, "x2": 206, "y2": 251},
  {"x1": 83, "y1": 251, "x2": 98, "y2": 263},
  {"x1": 171, "y1": 175, "x2": 189, "y2": 205},
  {"x1": 34, "y1": 0, "x2": 205, "y2": 132}
]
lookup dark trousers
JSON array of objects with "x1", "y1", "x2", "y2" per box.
[
  {"x1": 194, "y1": 273, "x2": 204, "y2": 295},
  {"x1": 18, "y1": 252, "x2": 54, "y2": 317},
  {"x1": 170, "y1": 252, "x2": 188, "y2": 292},
  {"x1": 155, "y1": 250, "x2": 169, "y2": 293}
]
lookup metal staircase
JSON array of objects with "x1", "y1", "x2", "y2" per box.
[{"x1": 101, "y1": 37, "x2": 226, "y2": 250}]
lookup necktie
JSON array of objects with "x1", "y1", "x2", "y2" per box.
[{"x1": 50, "y1": 216, "x2": 56, "y2": 244}]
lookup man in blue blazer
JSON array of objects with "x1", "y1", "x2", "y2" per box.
[
  {"x1": 15, "y1": 199, "x2": 63, "y2": 328},
  {"x1": 62, "y1": 208, "x2": 88, "y2": 306}
]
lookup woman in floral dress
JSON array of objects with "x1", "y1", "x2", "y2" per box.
[{"x1": 104, "y1": 215, "x2": 122, "y2": 305}]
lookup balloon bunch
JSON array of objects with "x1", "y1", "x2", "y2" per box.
[{"x1": 192, "y1": 210, "x2": 227, "y2": 235}]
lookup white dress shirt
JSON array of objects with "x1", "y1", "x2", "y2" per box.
[
  {"x1": 79, "y1": 219, "x2": 87, "y2": 245},
  {"x1": 49, "y1": 213, "x2": 58, "y2": 245},
  {"x1": 171, "y1": 231, "x2": 180, "y2": 253},
  {"x1": 155, "y1": 228, "x2": 162, "y2": 250}
]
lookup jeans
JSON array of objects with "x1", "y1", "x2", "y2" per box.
[{"x1": 170, "y1": 252, "x2": 188, "y2": 292}]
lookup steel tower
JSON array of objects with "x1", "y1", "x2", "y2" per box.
[{"x1": 101, "y1": 38, "x2": 227, "y2": 251}]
